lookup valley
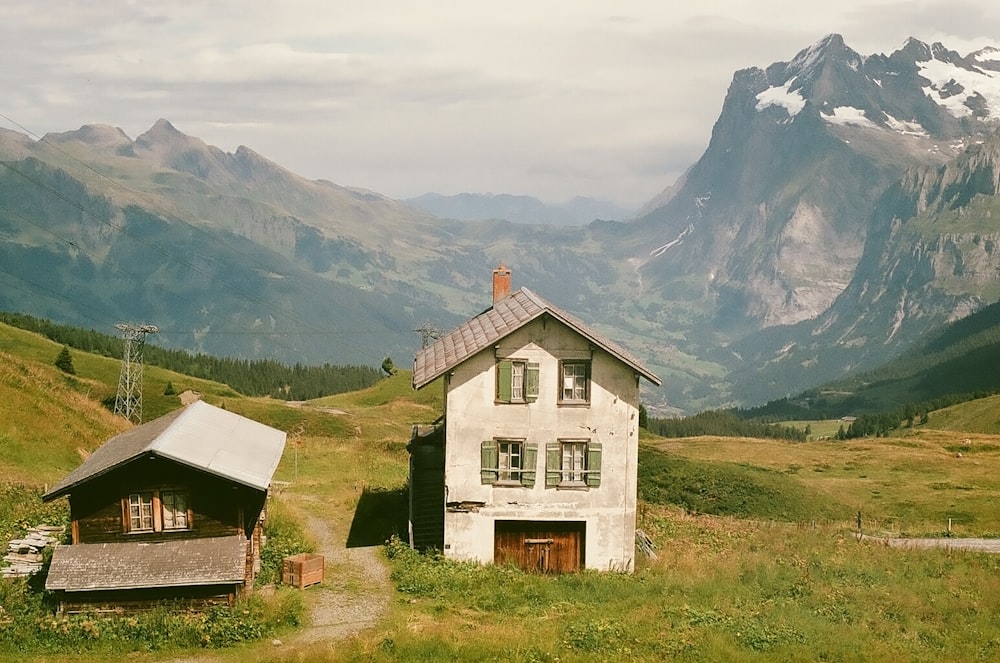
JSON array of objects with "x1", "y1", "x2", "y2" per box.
[
  {"x1": 5, "y1": 319, "x2": 1000, "y2": 660},
  {"x1": 4, "y1": 36, "x2": 1000, "y2": 415}
]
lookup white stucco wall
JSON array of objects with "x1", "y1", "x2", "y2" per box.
[{"x1": 441, "y1": 317, "x2": 641, "y2": 571}]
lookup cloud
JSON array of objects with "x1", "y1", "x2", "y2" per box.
[{"x1": 1, "y1": 1, "x2": 995, "y2": 206}]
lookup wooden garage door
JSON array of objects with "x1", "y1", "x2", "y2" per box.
[{"x1": 494, "y1": 520, "x2": 585, "y2": 573}]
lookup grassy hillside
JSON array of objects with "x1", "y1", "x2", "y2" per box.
[
  {"x1": 737, "y1": 298, "x2": 1000, "y2": 423},
  {"x1": 6, "y1": 323, "x2": 1000, "y2": 660}
]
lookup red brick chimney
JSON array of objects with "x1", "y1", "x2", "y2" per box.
[{"x1": 492, "y1": 262, "x2": 511, "y2": 303}]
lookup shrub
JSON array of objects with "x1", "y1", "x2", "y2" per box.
[{"x1": 258, "y1": 503, "x2": 315, "y2": 586}]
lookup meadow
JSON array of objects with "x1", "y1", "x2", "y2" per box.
[{"x1": 5, "y1": 322, "x2": 1000, "y2": 661}]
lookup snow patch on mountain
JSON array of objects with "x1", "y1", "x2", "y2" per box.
[
  {"x1": 823, "y1": 106, "x2": 877, "y2": 128},
  {"x1": 973, "y1": 46, "x2": 1000, "y2": 65},
  {"x1": 884, "y1": 114, "x2": 928, "y2": 136},
  {"x1": 650, "y1": 224, "x2": 694, "y2": 258},
  {"x1": 918, "y1": 58, "x2": 1000, "y2": 119},
  {"x1": 755, "y1": 80, "x2": 806, "y2": 116}
]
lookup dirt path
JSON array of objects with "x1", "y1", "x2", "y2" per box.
[
  {"x1": 163, "y1": 499, "x2": 392, "y2": 663},
  {"x1": 283, "y1": 511, "x2": 392, "y2": 646},
  {"x1": 879, "y1": 537, "x2": 1000, "y2": 553}
]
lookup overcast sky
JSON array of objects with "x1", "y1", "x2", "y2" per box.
[{"x1": 2, "y1": 1, "x2": 998, "y2": 209}]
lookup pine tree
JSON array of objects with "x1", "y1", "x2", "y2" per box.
[{"x1": 54, "y1": 345, "x2": 75, "y2": 375}]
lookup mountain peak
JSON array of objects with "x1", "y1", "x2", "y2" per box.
[
  {"x1": 41, "y1": 123, "x2": 132, "y2": 150},
  {"x1": 786, "y1": 33, "x2": 861, "y2": 79}
]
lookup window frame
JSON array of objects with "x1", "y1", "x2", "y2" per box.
[
  {"x1": 127, "y1": 491, "x2": 154, "y2": 532},
  {"x1": 482, "y1": 438, "x2": 537, "y2": 487},
  {"x1": 124, "y1": 489, "x2": 192, "y2": 534},
  {"x1": 558, "y1": 360, "x2": 591, "y2": 404},
  {"x1": 496, "y1": 359, "x2": 540, "y2": 403},
  {"x1": 161, "y1": 489, "x2": 190, "y2": 530},
  {"x1": 546, "y1": 439, "x2": 602, "y2": 488}
]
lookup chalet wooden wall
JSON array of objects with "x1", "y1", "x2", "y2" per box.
[
  {"x1": 57, "y1": 584, "x2": 239, "y2": 614},
  {"x1": 68, "y1": 456, "x2": 265, "y2": 544}
]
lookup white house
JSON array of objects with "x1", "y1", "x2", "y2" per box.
[{"x1": 408, "y1": 264, "x2": 660, "y2": 572}]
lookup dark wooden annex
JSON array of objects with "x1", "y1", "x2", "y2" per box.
[{"x1": 42, "y1": 400, "x2": 286, "y2": 612}]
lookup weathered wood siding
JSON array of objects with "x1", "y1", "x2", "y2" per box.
[
  {"x1": 57, "y1": 584, "x2": 239, "y2": 614},
  {"x1": 68, "y1": 455, "x2": 265, "y2": 544},
  {"x1": 494, "y1": 520, "x2": 585, "y2": 573}
]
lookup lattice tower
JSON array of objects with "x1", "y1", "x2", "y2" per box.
[{"x1": 113, "y1": 323, "x2": 158, "y2": 423}]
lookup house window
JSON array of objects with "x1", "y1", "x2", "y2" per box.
[
  {"x1": 559, "y1": 361, "x2": 590, "y2": 403},
  {"x1": 496, "y1": 359, "x2": 539, "y2": 403},
  {"x1": 546, "y1": 440, "x2": 602, "y2": 488},
  {"x1": 161, "y1": 490, "x2": 189, "y2": 530},
  {"x1": 128, "y1": 492, "x2": 154, "y2": 532},
  {"x1": 562, "y1": 441, "x2": 586, "y2": 483},
  {"x1": 482, "y1": 439, "x2": 537, "y2": 486},
  {"x1": 125, "y1": 490, "x2": 191, "y2": 533}
]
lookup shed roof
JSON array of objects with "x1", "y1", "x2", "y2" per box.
[
  {"x1": 412, "y1": 287, "x2": 661, "y2": 389},
  {"x1": 45, "y1": 535, "x2": 247, "y2": 591},
  {"x1": 43, "y1": 400, "x2": 286, "y2": 501}
]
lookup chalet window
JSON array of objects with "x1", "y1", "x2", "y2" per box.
[
  {"x1": 125, "y1": 490, "x2": 192, "y2": 533},
  {"x1": 496, "y1": 359, "x2": 539, "y2": 403},
  {"x1": 482, "y1": 439, "x2": 537, "y2": 487},
  {"x1": 559, "y1": 361, "x2": 590, "y2": 403},
  {"x1": 161, "y1": 490, "x2": 189, "y2": 530},
  {"x1": 128, "y1": 492, "x2": 154, "y2": 532},
  {"x1": 546, "y1": 440, "x2": 601, "y2": 488}
]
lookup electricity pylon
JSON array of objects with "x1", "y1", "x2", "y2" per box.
[
  {"x1": 113, "y1": 322, "x2": 158, "y2": 423},
  {"x1": 413, "y1": 322, "x2": 440, "y2": 349}
]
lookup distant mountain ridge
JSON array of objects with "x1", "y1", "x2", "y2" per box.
[
  {"x1": 3, "y1": 34, "x2": 1000, "y2": 415},
  {"x1": 403, "y1": 192, "x2": 632, "y2": 225}
]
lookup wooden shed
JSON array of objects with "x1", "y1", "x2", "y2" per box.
[{"x1": 42, "y1": 400, "x2": 286, "y2": 612}]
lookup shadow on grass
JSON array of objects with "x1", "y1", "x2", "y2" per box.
[{"x1": 346, "y1": 485, "x2": 408, "y2": 548}]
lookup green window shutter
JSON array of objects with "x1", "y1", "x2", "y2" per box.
[
  {"x1": 521, "y1": 442, "x2": 538, "y2": 487},
  {"x1": 586, "y1": 442, "x2": 602, "y2": 487},
  {"x1": 481, "y1": 440, "x2": 498, "y2": 484},
  {"x1": 497, "y1": 360, "x2": 512, "y2": 402},
  {"x1": 525, "y1": 362, "x2": 540, "y2": 401},
  {"x1": 545, "y1": 442, "x2": 561, "y2": 487}
]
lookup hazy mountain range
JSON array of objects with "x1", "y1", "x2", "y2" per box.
[
  {"x1": 2, "y1": 34, "x2": 1000, "y2": 415},
  {"x1": 402, "y1": 192, "x2": 632, "y2": 226}
]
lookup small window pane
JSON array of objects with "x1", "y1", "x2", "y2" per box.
[
  {"x1": 511, "y1": 362, "x2": 524, "y2": 401},
  {"x1": 162, "y1": 490, "x2": 189, "y2": 530},
  {"x1": 128, "y1": 492, "x2": 153, "y2": 531},
  {"x1": 561, "y1": 442, "x2": 586, "y2": 483},
  {"x1": 498, "y1": 441, "x2": 523, "y2": 482},
  {"x1": 561, "y1": 363, "x2": 589, "y2": 401}
]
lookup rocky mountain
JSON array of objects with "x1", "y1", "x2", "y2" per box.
[
  {"x1": 403, "y1": 192, "x2": 632, "y2": 225},
  {"x1": 2, "y1": 35, "x2": 1000, "y2": 414},
  {"x1": 631, "y1": 34, "x2": 1000, "y2": 331},
  {"x1": 729, "y1": 128, "x2": 1000, "y2": 401}
]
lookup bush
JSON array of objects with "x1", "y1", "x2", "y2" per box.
[{"x1": 258, "y1": 503, "x2": 315, "y2": 586}]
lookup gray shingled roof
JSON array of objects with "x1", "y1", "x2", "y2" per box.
[
  {"x1": 43, "y1": 400, "x2": 286, "y2": 501},
  {"x1": 45, "y1": 535, "x2": 247, "y2": 591},
  {"x1": 413, "y1": 287, "x2": 661, "y2": 389}
]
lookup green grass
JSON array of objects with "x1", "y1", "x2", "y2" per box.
[
  {"x1": 637, "y1": 445, "x2": 849, "y2": 521},
  {"x1": 648, "y1": 432, "x2": 1000, "y2": 536},
  {"x1": 10, "y1": 320, "x2": 1000, "y2": 660}
]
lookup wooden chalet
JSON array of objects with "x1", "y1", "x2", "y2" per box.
[{"x1": 42, "y1": 400, "x2": 286, "y2": 612}]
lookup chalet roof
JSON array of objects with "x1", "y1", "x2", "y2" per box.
[
  {"x1": 43, "y1": 400, "x2": 286, "y2": 501},
  {"x1": 45, "y1": 535, "x2": 247, "y2": 591},
  {"x1": 412, "y1": 287, "x2": 661, "y2": 389}
]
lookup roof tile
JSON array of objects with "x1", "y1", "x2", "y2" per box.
[{"x1": 412, "y1": 288, "x2": 660, "y2": 388}]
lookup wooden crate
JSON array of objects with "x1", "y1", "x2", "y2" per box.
[{"x1": 282, "y1": 553, "x2": 325, "y2": 588}]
